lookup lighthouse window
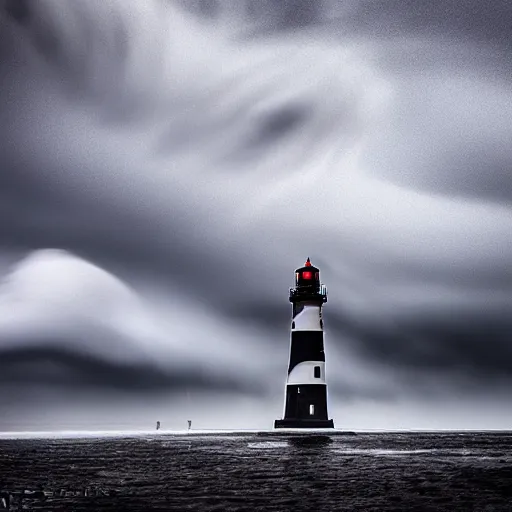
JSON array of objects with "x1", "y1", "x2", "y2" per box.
[
  {"x1": 309, "y1": 404, "x2": 315, "y2": 416},
  {"x1": 314, "y1": 366, "x2": 321, "y2": 378},
  {"x1": 302, "y1": 271, "x2": 312, "y2": 280}
]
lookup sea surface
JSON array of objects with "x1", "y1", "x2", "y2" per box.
[{"x1": 1, "y1": 431, "x2": 511, "y2": 511}]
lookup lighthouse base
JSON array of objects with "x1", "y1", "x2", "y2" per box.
[{"x1": 274, "y1": 418, "x2": 334, "y2": 429}]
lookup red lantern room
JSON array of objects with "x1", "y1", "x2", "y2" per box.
[
  {"x1": 295, "y1": 257, "x2": 319, "y2": 286},
  {"x1": 290, "y1": 258, "x2": 327, "y2": 303}
]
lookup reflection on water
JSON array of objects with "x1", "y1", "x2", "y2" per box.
[{"x1": 288, "y1": 435, "x2": 333, "y2": 448}]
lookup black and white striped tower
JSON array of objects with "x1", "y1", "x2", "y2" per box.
[{"x1": 274, "y1": 258, "x2": 334, "y2": 429}]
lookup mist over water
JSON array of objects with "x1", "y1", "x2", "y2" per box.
[{"x1": 0, "y1": 0, "x2": 511, "y2": 429}]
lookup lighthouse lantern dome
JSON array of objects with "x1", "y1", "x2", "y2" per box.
[{"x1": 294, "y1": 257, "x2": 320, "y2": 288}]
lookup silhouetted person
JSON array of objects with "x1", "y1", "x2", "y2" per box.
[{"x1": 156, "y1": 421, "x2": 160, "y2": 431}]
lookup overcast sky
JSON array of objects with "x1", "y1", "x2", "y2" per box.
[{"x1": 0, "y1": 0, "x2": 511, "y2": 431}]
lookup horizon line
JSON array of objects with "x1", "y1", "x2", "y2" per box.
[{"x1": 1, "y1": 428, "x2": 511, "y2": 440}]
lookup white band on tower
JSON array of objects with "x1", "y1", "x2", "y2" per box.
[{"x1": 292, "y1": 305, "x2": 322, "y2": 331}]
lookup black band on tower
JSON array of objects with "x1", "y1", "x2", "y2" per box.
[{"x1": 288, "y1": 331, "x2": 325, "y2": 374}]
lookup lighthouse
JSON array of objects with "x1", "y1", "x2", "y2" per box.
[{"x1": 274, "y1": 258, "x2": 334, "y2": 429}]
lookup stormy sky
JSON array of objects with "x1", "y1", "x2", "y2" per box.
[{"x1": 0, "y1": 0, "x2": 511, "y2": 431}]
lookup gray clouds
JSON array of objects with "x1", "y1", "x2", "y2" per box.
[
  {"x1": 339, "y1": 0, "x2": 512, "y2": 48},
  {"x1": 0, "y1": 250, "x2": 271, "y2": 394},
  {"x1": 0, "y1": 0, "x2": 511, "y2": 428},
  {"x1": 0, "y1": 345, "x2": 245, "y2": 392}
]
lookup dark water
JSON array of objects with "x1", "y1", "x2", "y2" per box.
[{"x1": 1, "y1": 431, "x2": 512, "y2": 511}]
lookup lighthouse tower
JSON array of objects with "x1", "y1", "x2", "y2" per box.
[{"x1": 274, "y1": 258, "x2": 334, "y2": 429}]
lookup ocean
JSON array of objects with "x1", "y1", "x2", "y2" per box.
[{"x1": 1, "y1": 431, "x2": 511, "y2": 511}]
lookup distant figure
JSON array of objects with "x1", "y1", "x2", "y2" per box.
[
  {"x1": 156, "y1": 421, "x2": 160, "y2": 431},
  {"x1": 187, "y1": 420, "x2": 192, "y2": 430}
]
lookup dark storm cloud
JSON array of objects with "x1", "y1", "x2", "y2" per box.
[
  {"x1": 245, "y1": 104, "x2": 309, "y2": 149},
  {"x1": 269, "y1": 0, "x2": 322, "y2": 29},
  {"x1": 360, "y1": 67, "x2": 512, "y2": 204},
  {"x1": 3, "y1": 0, "x2": 30, "y2": 24},
  {"x1": 0, "y1": 133, "x2": 247, "y2": 310},
  {"x1": 179, "y1": 1, "x2": 512, "y2": 204},
  {"x1": 328, "y1": 378, "x2": 397, "y2": 404},
  {"x1": 342, "y1": 0, "x2": 512, "y2": 48},
  {"x1": 324, "y1": 1, "x2": 512, "y2": 205},
  {"x1": 1, "y1": 0, "x2": 130, "y2": 102},
  {"x1": 194, "y1": 0, "x2": 512, "y2": 52},
  {"x1": 0, "y1": 0, "x2": 284, "y2": 306},
  {"x1": 327, "y1": 309, "x2": 512, "y2": 388},
  {"x1": 247, "y1": 1, "x2": 512, "y2": 205},
  {"x1": 245, "y1": 0, "x2": 512, "y2": 48},
  {"x1": 0, "y1": 344, "x2": 261, "y2": 394},
  {"x1": 179, "y1": 0, "x2": 323, "y2": 29},
  {"x1": 0, "y1": 0, "x2": 511, "y2": 423},
  {"x1": 225, "y1": 302, "x2": 289, "y2": 332}
]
